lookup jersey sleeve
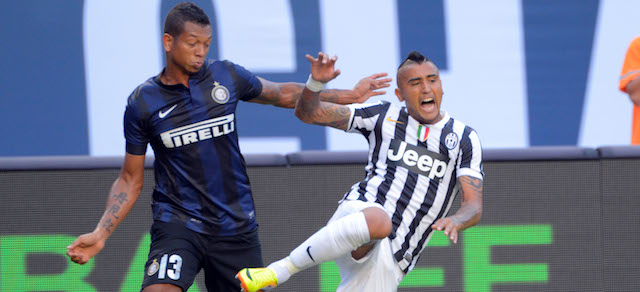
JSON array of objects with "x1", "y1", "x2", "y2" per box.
[
  {"x1": 123, "y1": 98, "x2": 149, "y2": 155},
  {"x1": 620, "y1": 36, "x2": 640, "y2": 93},
  {"x1": 456, "y1": 127, "x2": 483, "y2": 180},
  {"x1": 345, "y1": 101, "x2": 388, "y2": 135},
  {"x1": 226, "y1": 61, "x2": 263, "y2": 101}
]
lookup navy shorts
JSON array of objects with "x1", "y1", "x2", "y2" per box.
[{"x1": 141, "y1": 221, "x2": 263, "y2": 291}]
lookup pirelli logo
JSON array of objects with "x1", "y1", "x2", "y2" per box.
[
  {"x1": 387, "y1": 139, "x2": 449, "y2": 179},
  {"x1": 160, "y1": 114, "x2": 235, "y2": 148}
]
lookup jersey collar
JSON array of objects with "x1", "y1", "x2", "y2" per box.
[{"x1": 153, "y1": 62, "x2": 210, "y2": 90}]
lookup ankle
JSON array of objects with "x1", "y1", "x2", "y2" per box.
[
  {"x1": 267, "y1": 257, "x2": 299, "y2": 284},
  {"x1": 282, "y1": 256, "x2": 301, "y2": 275}
]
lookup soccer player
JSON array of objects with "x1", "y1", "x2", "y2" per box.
[
  {"x1": 237, "y1": 51, "x2": 484, "y2": 292},
  {"x1": 65, "y1": 3, "x2": 390, "y2": 292}
]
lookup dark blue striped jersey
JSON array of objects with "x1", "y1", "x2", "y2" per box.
[
  {"x1": 123, "y1": 59, "x2": 262, "y2": 236},
  {"x1": 344, "y1": 101, "x2": 483, "y2": 274}
]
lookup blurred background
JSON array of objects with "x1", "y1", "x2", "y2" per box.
[{"x1": 2, "y1": 0, "x2": 639, "y2": 157}]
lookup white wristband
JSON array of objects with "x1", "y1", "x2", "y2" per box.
[{"x1": 305, "y1": 74, "x2": 326, "y2": 92}]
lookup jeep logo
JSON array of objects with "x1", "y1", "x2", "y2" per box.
[{"x1": 387, "y1": 140, "x2": 449, "y2": 179}]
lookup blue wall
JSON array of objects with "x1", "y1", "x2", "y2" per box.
[
  {"x1": 1, "y1": 0, "x2": 88, "y2": 155},
  {"x1": 523, "y1": 0, "x2": 599, "y2": 145},
  {"x1": 1, "y1": 0, "x2": 633, "y2": 156}
]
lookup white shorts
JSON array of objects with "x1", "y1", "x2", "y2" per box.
[{"x1": 328, "y1": 200, "x2": 405, "y2": 292}]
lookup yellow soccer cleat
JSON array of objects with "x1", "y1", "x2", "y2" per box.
[{"x1": 236, "y1": 267, "x2": 278, "y2": 292}]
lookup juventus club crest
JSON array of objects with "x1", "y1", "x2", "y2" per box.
[
  {"x1": 211, "y1": 81, "x2": 230, "y2": 104},
  {"x1": 445, "y1": 132, "x2": 459, "y2": 149}
]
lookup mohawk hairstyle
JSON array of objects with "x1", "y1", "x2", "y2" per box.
[
  {"x1": 398, "y1": 51, "x2": 432, "y2": 70},
  {"x1": 164, "y1": 2, "x2": 210, "y2": 37}
]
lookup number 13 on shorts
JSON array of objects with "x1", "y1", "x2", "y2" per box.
[{"x1": 148, "y1": 254, "x2": 183, "y2": 280}]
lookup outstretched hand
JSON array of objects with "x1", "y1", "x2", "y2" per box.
[
  {"x1": 305, "y1": 52, "x2": 341, "y2": 83},
  {"x1": 305, "y1": 52, "x2": 392, "y2": 104},
  {"x1": 352, "y1": 73, "x2": 392, "y2": 103}
]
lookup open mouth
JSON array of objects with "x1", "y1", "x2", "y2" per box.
[
  {"x1": 420, "y1": 98, "x2": 437, "y2": 113},
  {"x1": 421, "y1": 98, "x2": 435, "y2": 106}
]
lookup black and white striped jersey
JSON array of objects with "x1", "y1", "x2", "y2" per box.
[{"x1": 344, "y1": 101, "x2": 483, "y2": 274}]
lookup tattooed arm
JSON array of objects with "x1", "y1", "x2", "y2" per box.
[
  {"x1": 250, "y1": 72, "x2": 390, "y2": 108},
  {"x1": 432, "y1": 175, "x2": 483, "y2": 244},
  {"x1": 296, "y1": 89, "x2": 353, "y2": 130},
  {"x1": 293, "y1": 52, "x2": 357, "y2": 131},
  {"x1": 66, "y1": 153, "x2": 145, "y2": 264}
]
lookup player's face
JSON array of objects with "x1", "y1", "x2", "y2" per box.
[
  {"x1": 395, "y1": 62, "x2": 444, "y2": 124},
  {"x1": 165, "y1": 21, "x2": 212, "y2": 74}
]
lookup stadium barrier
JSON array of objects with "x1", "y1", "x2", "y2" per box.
[{"x1": 1, "y1": 146, "x2": 639, "y2": 291}]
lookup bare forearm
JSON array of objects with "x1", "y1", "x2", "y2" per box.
[
  {"x1": 449, "y1": 200, "x2": 482, "y2": 232},
  {"x1": 451, "y1": 176, "x2": 483, "y2": 231},
  {"x1": 319, "y1": 89, "x2": 356, "y2": 104},
  {"x1": 295, "y1": 87, "x2": 351, "y2": 130},
  {"x1": 285, "y1": 83, "x2": 353, "y2": 104},
  {"x1": 257, "y1": 80, "x2": 355, "y2": 108},
  {"x1": 93, "y1": 177, "x2": 141, "y2": 239},
  {"x1": 295, "y1": 87, "x2": 321, "y2": 122}
]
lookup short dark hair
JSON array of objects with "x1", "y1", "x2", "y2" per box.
[
  {"x1": 398, "y1": 51, "x2": 432, "y2": 70},
  {"x1": 164, "y1": 2, "x2": 210, "y2": 37}
]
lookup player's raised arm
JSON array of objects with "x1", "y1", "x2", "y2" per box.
[
  {"x1": 66, "y1": 153, "x2": 145, "y2": 265},
  {"x1": 432, "y1": 175, "x2": 483, "y2": 244},
  {"x1": 293, "y1": 52, "x2": 352, "y2": 130},
  {"x1": 250, "y1": 70, "x2": 390, "y2": 108}
]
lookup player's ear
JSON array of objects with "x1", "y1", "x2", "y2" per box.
[
  {"x1": 162, "y1": 33, "x2": 173, "y2": 53},
  {"x1": 395, "y1": 88, "x2": 404, "y2": 102}
]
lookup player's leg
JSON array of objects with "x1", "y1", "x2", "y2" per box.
[
  {"x1": 360, "y1": 206, "x2": 393, "y2": 241},
  {"x1": 140, "y1": 221, "x2": 204, "y2": 292},
  {"x1": 278, "y1": 205, "x2": 391, "y2": 276},
  {"x1": 237, "y1": 201, "x2": 391, "y2": 291},
  {"x1": 204, "y1": 228, "x2": 263, "y2": 291},
  {"x1": 349, "y1": 206, "x2": 392, "y2": 260},
  {"x1": 285, "y1": 205, "x2": 391, "y2": 269}
]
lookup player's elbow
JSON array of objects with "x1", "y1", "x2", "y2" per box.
[
  {"x1": 130, "y1": 179, "x2": 144, "y2": 194},
  {"x1": 118, "y1": 172, "x2": 144, "y2": 195},
  {"x1": 294, "y1": 106, "x2": 315, "y2": 125}
]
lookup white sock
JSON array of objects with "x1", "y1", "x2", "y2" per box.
[
  {"x1": 267, "y1": 256, "x2": 298, "y2": 284},
  {"x1": 291, "y1": 211, "x2": 371, "y2": 268},
  {"x1": 271, "y1": 211, "x2": 370, "y2": 285}
]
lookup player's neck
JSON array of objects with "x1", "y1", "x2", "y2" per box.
[
  {"x1": 161, "y1": 62, "x2": 190, "y2": 88},
  {"x1": 425, "y1": 113, "x2": 444, "y2": 125}
]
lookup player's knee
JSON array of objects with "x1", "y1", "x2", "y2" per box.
[{"x1": 362, "y1": 207, "x2": 392, "y2": 240}]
